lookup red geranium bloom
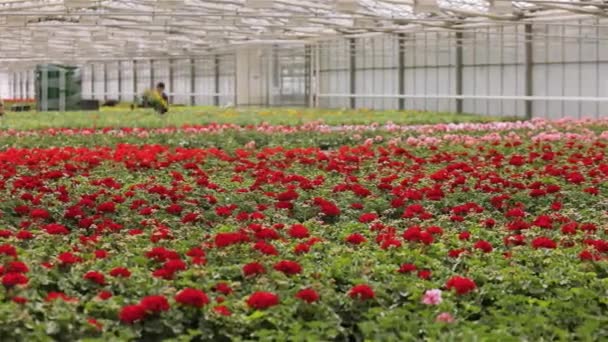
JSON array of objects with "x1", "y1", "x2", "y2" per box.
[
  {"x1": 44, "y1": 223, "x2": 69, "y2": 235},
  {"x1": 348, "y1": 284, "x2": 375, "y2": 301},
  {"x1": 6, "y1": 261, "x2": 29, "y2": 273},
  {"x1": 253, "y1": 241, "x2": 279, "y2": 256},
  {"x1": 140, "y1": 295, "x2": 170, "y2": 313},
  {"x1": 243, "y1": 262, "x2": 266, "y2": 277},
  {"x1": 83, "y1": 271, "x2": 106, "y2": 285},
  {"x1": 119, "y1": 304, "x2": 146, "y2": 324},
  {"x1": 359, "y1": 213, "x2": 378, "y2": 223},
  {"x1": 247, "y1": 292, "x2": 279, "y2": 309},
  {"x1": 213, "y1": 282, "x2": 233, "y2": 295},
  {"x1": 273, "y1": 260, "x2": 302, "y2": 275},
  {"x1": 417, "y1": 270, "x2": 432, "y2": 280},
  {"x1": 288, "y1": 224, "x2": 310, "y2": 239},
  {"x1": 459, "y1": 231, "x2": 471, "y2": 240},
  {"x1": 446, "y1": 276, "x2": 477, "y2": 295},
  {"x1": 94, "y1": 250, "x2": 108, "y2": 259},
  {"x1": 58, "y1": 252, "x2": 82, "y2": 265},
  {"x1": 16, "y1": 230, "x2": 34, "y2": 240},
  {"x1": 0, "y1": 244, "x2": 17, "y2": 257},
  {"x1": 531, "y1": 237, "x2": 557, "y2": 249},
  {"x1": 98, "y1": 291, "x2": 113, "y2": 300},
  {"x1": 45, "y1": 292, "x2": 77, "y2": 303},
  {"x1": 397, "y1": 263, "x2": 417, "y2": 274},
  {"x1": 175, "y1": 288, "x2": 210, "y2": 308},
  {"x1": 345, "y1": 233, "x2": 367, "y2": 245},
  {"x1": 2, "y1": 273, "x2": 28, "y2": 287},
  {"x1": 473, "y1": 240, "x2": 493, "y2": 253},
  {"x1": 12, "y1": 296, "x2": 27, "y2": 304},
  {"x1": 294, "y1": 243, "x2": 310, "y2": 254},
  {"x1": 295, "y1": 288, "x2": 320, "y2": 303},
  {"x1": 213, "y1": 305, "x2": 232, "y2": 316},
  {"x1": 163, "y1": 259, "x2": 187, "y2": 272},
  {"x1": 109, "y1": 267, "x2": 131, "y2": 278}
]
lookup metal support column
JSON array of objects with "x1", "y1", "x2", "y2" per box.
[
  {"x1": 169, "y1": 59, "x2": 174, "y2": 104},
  {"x1": 214, "y1": 55, "x2": 220, "y2": 106},
  {"x1": 315, "y1": 44, "x2": 320, "y2": 108},
  {"x1": 18, "y1": 71, "x2": 23, "y2": 99},
  {"x1": 149, "y1": 60, "x2": 155, "y2": 89},
  {"x1": 25, "y1": 71, "x2": 30, "y2": 99},
  {"x1": 524, "y1": 23, "x2": 534, "y2": 120},
  {"x1": 91, "y1": 64, "x2": 95, "y2": 100},
  {"x1": 133, "y1": 60, "x2": 138, "y2": 99},
  {"x1": 103, "y1": 62, "x2": 108, "y2": 102},
  {"x1": 117, "y1": 61, "x2": 122, "y2": 102},
  {"x1": 455, "y1": 31, "x2": 464, "y2": 113},
  {"x1": 190, "y1": 58, "x2": 196, "y2": 106},
  {"x1": 305, "y1": 45, "x2": 312, "y2": 107},
  {"x1": 349, "y1": 38, "x2": 356, "y2": 109},
  {"x1": 398, "y1": 33, "x2": 406, "y2": 110}
]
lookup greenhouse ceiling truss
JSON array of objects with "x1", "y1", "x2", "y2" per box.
[{"x1": 0, "y1": 0, "x2": 607, "y2": 67}]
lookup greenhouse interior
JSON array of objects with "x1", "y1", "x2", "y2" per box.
[
  {"x1": 2, "y1": 1, "x2": 608, "y2": 341},
  {"x1": 1, "y1": 0, "x2": 607, "y2": 118}
]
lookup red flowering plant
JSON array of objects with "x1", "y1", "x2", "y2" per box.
[{"x1": 0, "y1": 116, "x2": 606, "y2": 340}]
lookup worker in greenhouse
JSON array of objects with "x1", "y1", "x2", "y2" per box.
[
  {"x1": 137, "y1": 82, "x2": 169, "y2": 114},
  {"x1": 0, "y1": 98, "x2": 4, "y2": 117},
  {"x1": 154, "y1": 82, "x2": 169, "y2": 114}
]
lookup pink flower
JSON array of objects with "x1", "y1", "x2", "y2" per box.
[
  {"x1": 421, "y1": 289, "x2": 442, "y2": 305},
  {"x1": 436, "y1": 312, "x2": 455, "y2": 323}
]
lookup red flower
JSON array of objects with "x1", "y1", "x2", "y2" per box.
[
  {"x1": 97, "y1": 202, "x2": 116, "y2": 213},
  {"x1": 87, "y1": 318, "x2": 103, "y2": 331},
  {"x1": 294, "y1": 243, "x2": 310, "y2": 254},
  {"x1": 45, "y1": 292, "x2": 77, "y2": 303},
  {"x1": 288, "y1": 224, "x2": 310, "y2": 239},
  {"x1": 359, "y1": 213, "x2": 378, "y2": 223},
  {"x1": 397, "y1": 263, "x2": 417, "y2": 274},
  {"x1": 16, "y1": 230, "x2": 34, "y2": 240},
  {"x1": 94, "y1": 250, "x2": 108, "y2": 259},
  {"x1": 531, "y1": 237, "x2": 557, "y2": 249},
  {"x1": 98, "y1": 291, "x2": 113, "y2": 300},
  {"x1": 473, "y1": 240, "x2": 493, "y2": 253},
  {"x1": 6, "y1": 261, "x2": 28, "y2": 273},
  {"x1": 215, "y1": 232, "x2": 247, "y2": 248},
  {"x1": 140, "y1": 295, "x2": 170, "y2": 313},
  {"x1": 213, "y1": 282, "x2": 233, "y2": 295},
  {"x1": 253, "y1": 241, "x2": 279, "y2": 256},
  {"x1": 166, "y1": 203, "x2": 183, "y2": 215},
  {"x1": 44, "y1": 223, "x2": 69, "y2": 235},
  {"x1": 109, "y1": 267, "x2": 131, "y2": 278},
  {"x1": 83, "y1": 271, "x2": 106, "y2": 285},
  {"x1": 2, "y1": 273, "x2": 28, "y2": 287},
  {"x1": 58, "y1": 252, "x2": 82, "y2": 265},
  {"x1": 417, "y1": 270, "x2": 432, "y2": 280},
  {"x1": 243, "y1": 262, "x2": 266, "y2": 277},
  {"x1": 119, "y1": 304, "x2": 146, "y2": 324},
  {"x1": 12, "y1": 296, "x2": 27, "y2": 304},
  {"x1": 0, "y1": 244, "x2": 17, "y2": 257},
  {"x1": 213, "y1": 305, "x2": 232, "y2": 316},
  {"x1": 348, "y1": 284, "x2": 375, "y2": 301},
  {"x1": 164, "y1": 259, "x2": 187, "y2": 272},
  {"x1": 295, "y1": 288, "x2": 320, "y2": 303},
  {"x1": 345, "y1": 233, "x2": 367, "y2": 245},
  {"x1": 175, "y1": 288, "x2": 210, "y2": 308},
  {"x1": 446, "y1": 276, "x2": 477, "y2": 295},
  {"x1": 273, "y1": 260, "x2": 302, "y2": 276},
  {"x1": 458, "y1": 231, "x2": 471, "y2": 240},
  {"x1": 30, "y1": 208, "x2": 50, "y2": 220},
  {"x1": 247, "y1": 292, "x2": 280, "y2": 309}
]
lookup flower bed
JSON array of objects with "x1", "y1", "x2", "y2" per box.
[{"x1": 0, "y1": 121, "x2": 607, "y2": 340}]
